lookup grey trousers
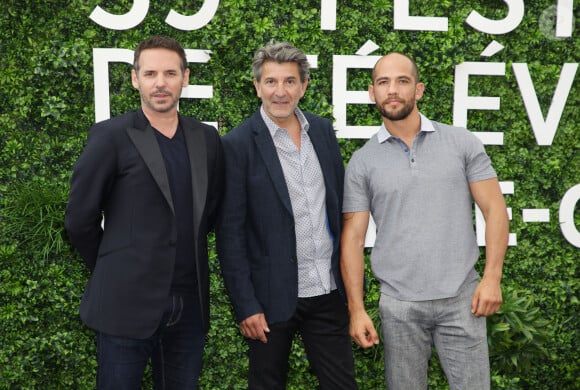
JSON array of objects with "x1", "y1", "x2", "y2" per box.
[{"x1": 379, "y1": 280, "x2": 490, "y2": 390}]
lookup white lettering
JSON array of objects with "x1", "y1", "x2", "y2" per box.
[
  {"x1": 321, "y1": 0, "x2": 337, "y2": 30},
  {"x1": 522, "y1": 209, "x2": 550, "y2": 222},
  {"x1": 476, "y1": 181, "x2": 517, "y2": 246},
  {"x1": 480, "y1": 40, "x2": 504, "y2": 57},
  {"x1": 556, "y1": 0, "x2": 574, "y2": 37},
  {"x1": 560, "y1": 184, "x2": 580, "y2": 247},
  {"x1": 90, "y1": 0, "x2": 149, "y2": 30},
  {"x1": 181, "y1": 50, "x2": 214, "y2": 99},
  {"x1": 393, "y1": 0, "x2": 448, "y2": 31},
  {"x1": 453, "y1": 62, "x2": 506, "y2": 145},
  {"x1": 365, "y1": 215, "x2": 376, "y2": 248},
  {"x1": 466, "y1": 0, "x2": 524, "y2": 34},
  {"x1": 512, "y1": 62, "x2": 578, "y2": 146},
  {"x1": 93, "y1": 48, "x2": 133, "y2": 122},
  {"x1": 333, "y1": 54, "x2": 380, "y2": 139},
  {"x1": 165, "y1": 0, "x2": 220, "y2": 31}
]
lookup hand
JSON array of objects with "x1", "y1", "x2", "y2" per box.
[
  {"x1": 471, "y1": 278, "x2": 503, "y2": 317},
  {"x1": 349, "y1": 310, "x2": 380, "y2": 348},
  {"x1": 239, "y1": 313, "x2": 270, "y2": 343}
]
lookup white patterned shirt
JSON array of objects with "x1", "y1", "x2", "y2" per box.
[{"x1": 260, "y1": 106, "x2": 336, "y2": 297}]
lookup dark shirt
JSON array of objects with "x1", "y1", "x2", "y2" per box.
[{"x1": 154, "y1": 125, "x2": 197, "y2": 295}]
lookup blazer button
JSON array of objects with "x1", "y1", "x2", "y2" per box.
[{"x1": 290, "y1": 257, "x2": 296, "y2": 263}]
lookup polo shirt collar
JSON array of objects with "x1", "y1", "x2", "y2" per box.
[{"x1": 377, "y1": 113, "x2": 435, "y2": 144}]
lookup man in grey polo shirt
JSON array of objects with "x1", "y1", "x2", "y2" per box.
[{"x1": 340, "y1": 52, "x2": 509, "y2": 389}]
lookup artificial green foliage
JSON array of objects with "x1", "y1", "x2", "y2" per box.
[
  {"x1": 1, "y1": 180, "x2": 69, "y2": 259},
  {"x1": 1, "y1": 0, "x2": 578, "y2": 389},
  {"x1": 487, "y1": 285, "x2": 551, "y2": 375}
]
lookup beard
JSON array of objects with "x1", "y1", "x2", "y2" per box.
[
  {"x1": 376, "y1": 98, "x2": 415, "y2": 121},
  {"x1": 141, "y1": 89, "x2": 179, "y2": 113}
]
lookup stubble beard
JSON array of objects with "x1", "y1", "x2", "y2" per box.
[
  {"x1": 142, "y1": 90, "x2": 179, "y2": 114},
  {"x1": 377, "y1": 98, "x2": 414, "y2": 121}
]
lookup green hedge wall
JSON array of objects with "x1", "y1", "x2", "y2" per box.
[{"x1": 1, "y1": 1, "x2": 578, "y2": 389}]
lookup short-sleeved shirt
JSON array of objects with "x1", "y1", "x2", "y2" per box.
[{"x1": 343, "y1": 114, "x2": 497, "y2": 301}]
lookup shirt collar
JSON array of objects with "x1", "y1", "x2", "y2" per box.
[
  {"x1": 377, "y1": 113, "x2": 435, "y2": 143},
  {"x1": 260, "y1": 105, "x2": 309, "y2": 137}
]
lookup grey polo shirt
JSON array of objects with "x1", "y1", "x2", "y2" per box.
[{"x1": 343, "y1": 114, "x2": 497, "y2": 301}]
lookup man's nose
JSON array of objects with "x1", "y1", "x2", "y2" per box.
[
  {"x1": 154, "y1": 74, "x2": 167, "y2": 86},
  {"x1": 274, "y1": 82, "x2": 286, "y2": 95}
]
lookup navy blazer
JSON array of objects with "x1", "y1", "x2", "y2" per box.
[
  {"x1": 65, "y1": 108, "x2": 223, "y2": 338},
  {"x1": 216, "y1": 110, "x2": 345, "y2": 324}
]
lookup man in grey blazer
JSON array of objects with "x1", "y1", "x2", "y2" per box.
[
  {"x1": 65, "y1": 36, "x2": 223, "y2": 389},
  {"x1": 216, "y1": 42, "x2": 357, "y2": 390}
]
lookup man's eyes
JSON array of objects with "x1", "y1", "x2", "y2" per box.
[
  {"x1": 143, "y1": 72, "x2": 178, "y2": 77},
  {"x1": 264, "y1": 79, "x2": 297, "y2": 85}
]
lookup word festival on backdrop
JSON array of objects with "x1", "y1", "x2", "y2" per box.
[{"x1": 89, "y1": 0, "x2": 579, "y2": 248}]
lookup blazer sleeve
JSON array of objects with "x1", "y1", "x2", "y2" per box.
[
  {"x1": 216, "y1": 129, "x2": 264, "y2": 323},
  {"x1": 65, "y1": 123, "x2": 117, "y2": 271}
]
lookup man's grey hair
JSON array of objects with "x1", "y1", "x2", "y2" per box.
[{"x1": 252, "y1": 42, "x2": 310, "y2": 82}]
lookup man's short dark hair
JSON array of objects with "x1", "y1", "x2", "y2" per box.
[{"x1": 133, "y1": 36, "x2": 187, "y2": 73}]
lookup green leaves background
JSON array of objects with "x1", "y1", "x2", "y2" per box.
[{"x1": 1, "y1": 1, "x2": 577, "y2": 388}]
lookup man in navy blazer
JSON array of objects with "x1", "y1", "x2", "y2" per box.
[
  {"x1": 65, "y1": 36, "x2": 223, "y2": 389},
  {"x1": 216, "y1": 42, "x2": 357, "y2": 390}
]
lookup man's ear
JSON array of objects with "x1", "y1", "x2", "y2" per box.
[
  {"x1": 131, "y1": 69, "x2": 139, "y2": 89},
  {"x1": 299, "y1": 78, "x2": 309, "y2": 98},
  {"x1": 253, "y1": 78, "x2": 262, "y2": 98},
  {"x1": 415, "y1": 82, "x2": 425, "y2": 101},
  {"x1": 182, "y1": 68, "x2": 190, "y2": 87},
  {"x1": 368, "y1": 84, "x2": 376, "y2": 103}
]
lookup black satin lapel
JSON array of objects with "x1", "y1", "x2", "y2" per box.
[
  {"x1": 254, "y1": 129, "x2": 293, "y2": 215},
  {"x1": 126, "y1": 126, "x2": 175, "y2": 214},
  {"x1": 182, "y1": 118, "x2": 208, "y2": 238}
]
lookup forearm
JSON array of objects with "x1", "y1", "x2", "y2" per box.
[
  {"x1": 341, "y1": 248, "x2": 366, "y2": 313},
  {"x1": 482, "y1": 204, "x2": 509, "y2": 283},
  {"x1": 340, "y1": 213, "x2": 369, "y2": 314},
  {"x1": 470, "y1": 178, "x2": 509, "y2": 283}
]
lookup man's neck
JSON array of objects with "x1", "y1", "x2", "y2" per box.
[
  {"x1": 384, "y1": 111, "x2": 421, "y2": 147},
  {"x1": 143, "y1": 107, "x2": 179, "y2": 138},
  {"x1": 273, "y1": 113, "x2": 302, "y2": 149}
]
